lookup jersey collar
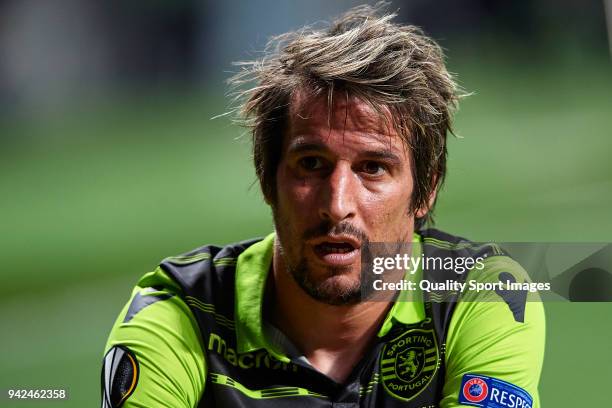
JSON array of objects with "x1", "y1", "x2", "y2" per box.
[
  {"x1": 234, "y1": 233, "x2": 275, "y2": 355},
  {"x1": 234, "y1": 232, "x2": 425, "y2": 358}
]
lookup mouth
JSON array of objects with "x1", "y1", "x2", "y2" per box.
[{"x1": 310, "y1": 236, "x2": 361, "y2": 266}]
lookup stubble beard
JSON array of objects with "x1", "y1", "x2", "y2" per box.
[
  {"x1": 274, "y1": 212, "x2": 376, "y2": 306},
  {"x1": 285, "y1": 253, "x2": 363, "y2": 306}
]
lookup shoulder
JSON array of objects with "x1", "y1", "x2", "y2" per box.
[
  {"x1": 418, "y1": 227, "x2": 544, "y2": 325},
  {"x1": 156, "y1": 237, "x2": 263, "y2": 294},
  {"x1": 419, "y1": 227, "x2": 505, "y2": 259},
  {"x1": 103, "y1": 273, "x2": 205, "y2": 407},
  {"x1": 105, "y1": 236, "x2": 265, "y2": 352},
  {"x1": 101, "y1": 237, "x2": 262, "y2": 408},
  {"x1": 425, "y1": 229, "x2": 545, "y2": 408}
]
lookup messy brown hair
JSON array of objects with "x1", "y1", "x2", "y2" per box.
[{"x1": 229, "y1": 3, "x2": 462, "y2": 228}]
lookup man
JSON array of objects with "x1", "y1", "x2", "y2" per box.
[{"x1": 102, "y1": 5, "x2": 544, "y2": 407}]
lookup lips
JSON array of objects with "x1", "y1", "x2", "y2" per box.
[
  {"x1": 315, "y1": 242, "x2": 355, "y2": 253},
  {"x1": 309, "y1": 235, "x2": 361, "y2": 266}
]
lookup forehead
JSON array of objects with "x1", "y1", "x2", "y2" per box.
[{"x1": 287, "y1": 90, "x2": 408, "y2": 152}]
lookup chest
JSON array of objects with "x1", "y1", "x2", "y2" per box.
[{"x1": 197, "y1": 321, "x2": 446, "y2": 408}]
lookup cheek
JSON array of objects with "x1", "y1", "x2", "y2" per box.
[
  {"x1": 361, "y1": 182, "x2": 413, "y2": 236},
  {"x1": 275, "y1": 166, "x2": 318, "y2": 218}
]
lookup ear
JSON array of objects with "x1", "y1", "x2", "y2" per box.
[
  {"x1": 415, "y1": 180, "x2": 438, "y2": 219},
  {"x1": 262, "y1": 184, "x2": 276, "y2": 207},
  {"x1": 415, "y1": 192, "x2": 437, "y2": 218},
  {"x1": 263, "y1": 192, "x2": 272, "y2": 206}
]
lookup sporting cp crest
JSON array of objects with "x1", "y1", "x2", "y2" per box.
[{"x1": 380, "y1": 326, "x2": 439, "y2": 401}]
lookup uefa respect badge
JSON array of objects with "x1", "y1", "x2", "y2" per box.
[{"x1": 458, "y1": 374, "x2": 533, "y2": 408}]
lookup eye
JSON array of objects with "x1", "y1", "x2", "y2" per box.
[
  {"x1": 361, "y1": 161, "x2": 386, "y2": 176},
  {"x1": 298, "y1": 156, "x2": 324, "y2": 171}
]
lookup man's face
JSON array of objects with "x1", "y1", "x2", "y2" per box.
[{"x1": 272, "y1": 92, "x2": 420, "y2": 305}]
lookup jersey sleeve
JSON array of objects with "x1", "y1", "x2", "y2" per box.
[
  {"x1": 440, "y1": 256, "x2": 546, "y2": 408},
  {"x1": 101, "y1": 267, "x2": 206, "y2": 408}
]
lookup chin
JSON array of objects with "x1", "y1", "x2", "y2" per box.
[{"x1": 298, "y1": 268, "x2": 364, "y2": 306}]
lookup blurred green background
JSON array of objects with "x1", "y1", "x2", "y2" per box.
[{"x1": 1, "y1": 1, "x2": 611, "y2": 406}]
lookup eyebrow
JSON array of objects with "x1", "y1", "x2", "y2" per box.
[
  {"x1": 286, "y1": 141, "x2": 326, "y2": 155},
  {"x1": 286, "y1": 140, "x2": 403, "y2": 164},
  {"x1": 361, "y1": 150, "x2": 403, "y2": 165}
]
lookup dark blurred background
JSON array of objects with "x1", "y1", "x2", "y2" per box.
[{"x1": 1, "y1": 0, "x2": 610, "y2": 406}]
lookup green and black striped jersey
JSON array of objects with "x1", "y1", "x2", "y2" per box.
[{"x1": 102, "y1": 229, "x2": 545, "y2": 407}]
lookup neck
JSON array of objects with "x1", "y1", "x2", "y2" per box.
[{"x1": 271, "y1": 240, "x2": 391, "y2": 382}]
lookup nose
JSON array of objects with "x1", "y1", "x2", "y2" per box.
[{"x1": 318, "y1": 162, "x2": 357, "y2": 223}]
